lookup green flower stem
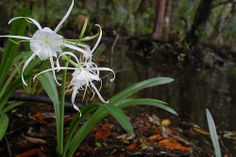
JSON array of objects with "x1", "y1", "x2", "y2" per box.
[
  {"x1": 62, "y1": 55, "x2": 79, "y2": 68},
  {"x1": 57, "y1": 62, "x2": 68, "y2": 156}
]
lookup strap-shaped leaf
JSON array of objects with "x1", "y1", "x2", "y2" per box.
[
  {"x1": 37, "y1": 72, "x2": 60, "y2": 108},
  {"x1": 104, "y1": 103, "x2": 134, "y2": 135},
  {"x1": 0, "y1": 102, "x2": 24, "y2": 115},
  {"x1": 37, "y1": 72, "x2": 61, "y2": 149},
  {"x1": 0, "y1": 114, "x2": 9, "y2": 141},
  {"x1": 0, "y1": 8, "x2": 29, "y2": 88},
  {"x1": 110, "y1": 77, "x2": 174, "y2": 104},
  {"x1": 65, "y1": 98, "x2": 176, "y2": 156},
  {"x1": 206, "y1": 109, "x2": 221, "y2": 157},
  {"x1": 116, "y1": 98, "x2": 178, "y2": 115}
]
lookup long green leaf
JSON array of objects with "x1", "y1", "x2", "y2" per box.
[
  {"x1": 65, "y1": 98, "x2": 176, "y2": 156},
  {"x1": 110, "y1": 77, "x2": 174, "y2": 104},
  {"x1": 0, "y1": 8, "x2": 29, "y2": 88},
  {"x1": 37, "y1": 72, "x2": 61, "y2": 148},
  {"x1": 38, "y1": 73, "x2": 60, "y2": 107},
  {"x1": 206, "y1": 109, "x2": 221, "y2": 157},
  {"x1": 0, "y1": 102, "x2": 24, "y2": 115},
  {"x1": 63, "y1": 103, "x2": 98, "y2": 156},
  {"x1": 65, "y1": 106, "x2": 108, "y2": 157},
  {"x1": 0, "y1": 114, "x2": 9, "y2": 141},
  {"x1": 104, "y1": 103, "x2": 134, "y2": 135},
  {"x1": 116, "y1": 98, "x2": 178, "y2": 115}
]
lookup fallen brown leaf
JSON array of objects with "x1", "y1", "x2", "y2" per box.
[
  {"x1": 126, "y1": 143, "x2": 138, "y2": 151},
  {"x1": 16, "y1": 148, "x2": 45, "y2": 157},
  {"x1": 24, "y1": 135, "x2": 47, "y2": 144},
  {"x1": 95, "y1": 124, "x2": 111, "y2": 139},
  {"x1": 158, "y1": 139, "x2": 191, "y2": 152},
  {"x1": 29, "y1": 112, "x2": 47, "y2": 124},
  {"x1": 148, "y1": 134, "x2": 161, "y2": 140}
]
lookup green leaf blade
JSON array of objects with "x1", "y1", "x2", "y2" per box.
[
  {"x1": 104, "y1": 103, "x2": 134, "y2": 135},
  {"x1": 116, "y1": 98, "x2": 178, "y2": 116},
  {"x1": 0, "y1": 114, "x2": 9, "y2": 141},
  {"x1": 110, "y1": 77, "x2": 174, "y2": 104}
]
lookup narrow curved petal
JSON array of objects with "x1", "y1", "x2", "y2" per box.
[
  {"x1": 0, "y1": 35, "x2": 31, "y2": 40},
  {"x1": 9, "y1": 17, "x2": 42, "y2": 30},
  {"x1": 54, "y1": 0, "x2": 74, "y2": 32},
  {"x1": 50, "y1": 55, "x2": 61, "y2": 86},
  {"x1": 71, "y1": 86, "x2": 82, "y2": 117},
  {"x1": 33, "y1": 67, "x2": 77, "y2": 81},
  {"x1": 91, "y1": 24, "x2": 102, "y2": 53},
  {"x1": 90, "y1": 81, "x2": 109, "y2": 103},
  {"x1": 90, "y1": 67, "x2": 116, "y2": 81},
  {"x1": 21, "y1": 54, "x2": 36, "y2": 86},
  {"x1": 64, "y1": 43, "x2": 89, "y2": 55}
]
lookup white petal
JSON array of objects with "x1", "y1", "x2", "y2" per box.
[
  {"x1": 21, "y1": 54, "x2": 36, "y2": 86},
  {"x1": 91, "y1": 24, "x2": 102, "y2": 53},
  {"x1": 49, "y1": 55, "x2": 61, "y2": 86},
  {"x1": 90, "y1": 67, "x2": 116, "y2": 81},
  {"x1": 0, "y1": 35, "x2": 31, "y2": 40},
  {"x1": 33, "y1": 67, "x2": 77, "y2": 81},
  {"x1": 71, "y1": 86, "x2": 82, "y2": 117},
  {"x1": 54, "y1": 0, "x2": 74, "y2": 32},
  {"x1": 90, "y1": 81, "x2": 109, "y2": 103},
  {"x1": 9, "y1": 17, "x2": 42, "y2": 30},
  {"x1": 64, "y1": 43, "x2": 89, "y2": 55}
]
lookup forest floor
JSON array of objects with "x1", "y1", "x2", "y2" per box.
[{"x1": 0, "y1": 103, "x2": 234, "y2": 157}]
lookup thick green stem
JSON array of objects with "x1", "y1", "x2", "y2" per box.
[{"x1": 57, "y1": 63, "x2": 68, "y2": 156}]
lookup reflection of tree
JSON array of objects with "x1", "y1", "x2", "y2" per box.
[{"x1": 227, "y1": 68, "x2": 236, "y2": 130}]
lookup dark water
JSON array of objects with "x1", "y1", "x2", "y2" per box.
[{"x1": 109, "y1": 42, "x2": 236, "y2": 152}]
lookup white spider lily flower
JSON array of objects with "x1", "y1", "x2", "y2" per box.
[
  {"x1": 0, "y1": 0, "x2": 88, "y2": 86},
  {"x1": 33, "y1": 60, "x2": 115, "y2": 116}
]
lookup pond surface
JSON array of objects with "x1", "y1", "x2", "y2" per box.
[{"x1": 108, "y1": 42, "x2": 236, "y2": 153}]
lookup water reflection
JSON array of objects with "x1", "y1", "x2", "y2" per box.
[{"x1": 111, "y1": 43, "x2": 236, "y2": 131}]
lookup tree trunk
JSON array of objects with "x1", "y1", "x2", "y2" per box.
[
  {"x1": 152, "y1": 0, "x2": 167, "y2": 40},
  {"x1": 185, "y1": 0, "x2": 214, "y2": 45}
]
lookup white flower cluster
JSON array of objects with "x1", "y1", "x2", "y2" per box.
[{"x1": 0, "y1": 0, "x2": 115, "y2": 115}]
